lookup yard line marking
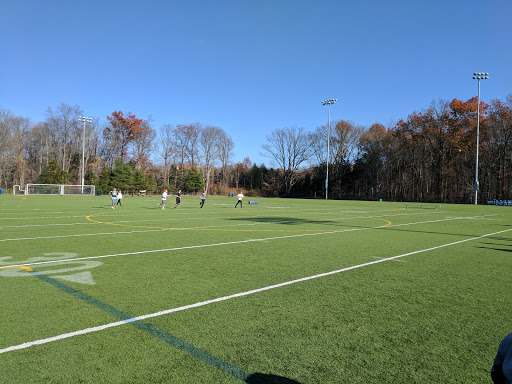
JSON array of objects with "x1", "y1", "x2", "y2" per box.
[
  {"x1": 0, "y1": 222, "x2": 98, "y2": 229},
  {"x1": 0, "y1": 215, "x2": 93, "y2": 221},
  {"x1": 2, "y1": 226, "x2": 511, "y2": 354},
  {"x1": 0, "y1": 228, "x2": 174, "y2": 242}
]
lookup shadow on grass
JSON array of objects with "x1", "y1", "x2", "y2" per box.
[
  {"x1": 228, "y1": 216, "x2": 512, "y2": 241},
  {"x1": 476, "y1": 246, "x2": 512, "y2": 253},
  {"x1": 227, "y1": 216, "x2": 338, "y2": 226},
  {"x1": 245, "y1": 373, "x2": 302, "y2": 384}
]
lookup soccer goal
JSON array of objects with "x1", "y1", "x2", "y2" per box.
[{"x1": 22, "y1": 184, "x2": 96, "y2": 196}]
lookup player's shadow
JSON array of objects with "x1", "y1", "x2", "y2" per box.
[{"x1": 245, "y1": 372, "x2": 302, "y2": 384}]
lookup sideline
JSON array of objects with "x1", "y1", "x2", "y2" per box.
[{"x1": 2, "y1": 226, "x2": 511, "y2": 354}]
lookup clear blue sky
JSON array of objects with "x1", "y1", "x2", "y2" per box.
[{"x1": 1, "y1": 0, "x2": 510, "y2": 167}]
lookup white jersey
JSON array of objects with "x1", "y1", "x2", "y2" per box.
[
  {"x1": 237, "y1": 193, "x2": 244, "y2": 201},
  {"x1": 162, "y1": 192, "x2": 168, "y2": 200},
  {"x1": 117, "y1": 192, "x2": 123, "y2": 199}
]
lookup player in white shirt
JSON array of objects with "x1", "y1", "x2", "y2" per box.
[
  {"x1": 116, "y1": 190, "x2": 123, "y2": 207},
  {"x1": 200, "y1": 191, "x2": 206, "y2": 208},
  {"x1": 234, "y1": 192, "x2": 244, "y2": 208},
  {"x1": 158, "y1": 189, "x2": 168, "y2": 209}
]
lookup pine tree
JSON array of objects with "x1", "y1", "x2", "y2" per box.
[{"x1": 185, "y1": 167, "x2": 205, "y2": 192}]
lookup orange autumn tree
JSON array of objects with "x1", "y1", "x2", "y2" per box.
[
  {"x1": 449, "y1": 97, "x2": 489, "y2": 152},
  {"x1": 103, "y1": 111, "x2": 144, "y2": 166}
]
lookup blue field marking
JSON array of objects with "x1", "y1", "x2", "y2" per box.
[{"x1": 27, "y1": 269, "x2": 251, "y2": 382}]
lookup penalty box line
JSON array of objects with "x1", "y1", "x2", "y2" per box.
[{"x1": 1, "y1": 226, "x2": 511, "y2": 355}]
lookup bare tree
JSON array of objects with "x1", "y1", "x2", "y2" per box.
[
  {"x1": 158, "y1": 124, "x2": 176, "y2": 186},
  {"x1": 132, "y1": 119, "x2": 156, "y2": 170},
  {"x1": 327, "y1": 120, "x2": 365, "y2": 196},
  {"x1": 311, "y1": 124, "x2": 328, "y2": 165},
  {"x1": 84, "y1": 119, "x2": 102, "y2": 180},
  {"x1": 25, "y1": 122, "x2": 50, "y2": 177},
  {"x1": 175, "y1": 123, "x2": 202, "y2": 169},
  {"x1": 200, "y1": 125, "x2": 225, "y2": 192},
  {"x1": 219, "y1": 133, "x2": 234, "y2": 186},
  {"x1": 0, "y1": 109, "x2": 14, "y2": 186},
  {"x1": 45, "y1": 103, "x2": 82, "y2": 173},
  {"x1": 7, "y1": 116, "x2": 32, "y2": 186},
  {"x1": 261, "y1": 126, "x2": 314, "y2": 197}
]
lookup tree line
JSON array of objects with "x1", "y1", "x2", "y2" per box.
[{"x1": 1, "y1": 94, "x2": 510, "y2": 202}]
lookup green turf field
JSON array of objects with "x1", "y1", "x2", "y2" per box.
[{"x1": 1, "y1": 194, "x2": 511, "y2": 383}]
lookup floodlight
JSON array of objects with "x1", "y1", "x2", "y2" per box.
[
  {"x1": 472, "y1": 72, "x2": 489, "y2": 205},
  {"x1": 321, "y1": 98, "x2": 338, "y2": 199}
]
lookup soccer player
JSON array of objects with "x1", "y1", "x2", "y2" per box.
[
  {"x1": 158, "y1": 189, "x2": 168, "y2": 209},
  {"x1": 200, "y1": 190, "x2": 206, "y2": 208},
  {"x1": 110, "y1": 188, "x2": 117, "y2": 209},
  {"x1": 174, "y1": 190, "x2": 182, "y2": 208},
  {"x1": 234, "y1": 191, "x2": 244, "y2": 208},
  {"x1": 116, "y1": 189, "x2": 123, "y2": 207}
]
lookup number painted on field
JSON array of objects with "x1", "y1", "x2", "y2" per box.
[{"x1": 0, "y1": 253, "x2": 102, "y2": 285}]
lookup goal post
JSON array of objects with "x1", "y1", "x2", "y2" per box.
[
  {"x1": 13, "y1": 185, "x2": 25, "y2": 195},
  {"x1": 23, "y1": 184, "x2": 96, "y2": 196}
]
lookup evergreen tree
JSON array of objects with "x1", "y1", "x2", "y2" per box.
[
  {"x1": 97, "y1": 167, "x2": 112, "y2": 193},
  {"x1": 133, "y1": 169, "x2": 147, "y2": 191},
  {"x1": 111, "y1": 159, "x2": 134, "y2": 191},
  {"x1": 85, "y1": 169, "x2": 97, "y2": 185},
  {"x1": 185, "y1": 167, "x2": 205, "y2": 192},
  {"x1": 38, "y1": 158, "x2": 71, "y2": 184},
  {"x1": 146, "y1": 173, "x2": 158, "y2": 193}
]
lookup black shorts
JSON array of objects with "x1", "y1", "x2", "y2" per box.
[{"x1": 176, "y1": 197, "x2": 181, "y2": 204}]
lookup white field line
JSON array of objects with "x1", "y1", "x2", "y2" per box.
[
  {"x1": 2, "y1": 226, "x2": 511, "y2": 354},
  {"x1": 1, "y1": 222, "x2": 99, "y2": 229},
  {"x1": 0, "y1": 215, "x2": 497, "y2": 269},
  {"x1": 0, "y1": 211, "x2": 463, "y2": 242},
  {"x1": 0, "y1": 228, "x2": 176, "y2": 242},
  {"x1": 0, "y1": 207, "x2": 434, "y2": 221},
  {"x1": 0, "y1": 214, "x2": 495, "y2": 244},
  {"x1": 0, "y1": 208, "x2": 425, "y2": 222},
  {"x1": 0, "y1": 215, "x2": 93, "y2": 221}
]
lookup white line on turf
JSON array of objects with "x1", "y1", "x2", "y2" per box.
[
  {"x1": 0, "y1": 215, "x2": 495, "y2": 267},
  {"x1": 0, "y1": 213, "x2": 494, "y2": 242},
  {"x1": 1, "y1": 226, "x2": 511, "y2": 354}
]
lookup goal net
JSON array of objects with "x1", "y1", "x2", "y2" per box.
[
  {"x1": 23, "y1": 184, "x2": 96, "y2": 196},
  {"x1": 62, "y1": 185, "x2": 96, "y2": 195}
]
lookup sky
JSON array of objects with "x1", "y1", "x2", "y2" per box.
[{"x1": 1, "y1": 0, "x2": 511, "y2": 167}]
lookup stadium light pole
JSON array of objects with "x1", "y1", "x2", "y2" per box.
[
  {"x1": 78, "y1": 116, "x2": 92, "y2": 192},
  {"x1": 472, "y1": 73, "x2": 489, "y2": 205},
  {"x1": 322, "y1": 99, "x2": 337, "y2": 200}
]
